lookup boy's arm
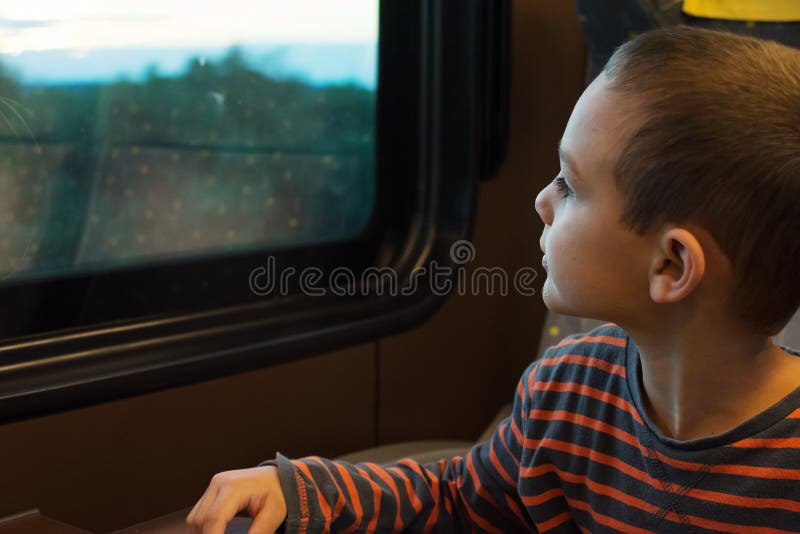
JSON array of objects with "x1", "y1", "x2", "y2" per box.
[
  {"x1": 186, "y1": 362, "x2": 539, "y2": 533},
  {"x1": 268, "y1": 362, "x2": 538, "y2": 533}
]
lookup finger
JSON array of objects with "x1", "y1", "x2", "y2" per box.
[
  {"x1": 187, "y1": 486, "x2": 219, "y2": 534},
  {"x1": 248, "y1": 494, "x2": 287, "y2": 534},
  {"x1": 186, "y1": 491, "x2": 206, "y2": 534},
  {"x1": 202, "y1": 488, "x2": 246, "y2": 534}
]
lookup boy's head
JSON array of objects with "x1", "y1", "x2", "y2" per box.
[{"x1": 535, "y1": 26, "x2": 800, "y2": 336}]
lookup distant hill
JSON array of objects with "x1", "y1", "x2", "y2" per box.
[{"x1": 1, "y1": 43, "x2": 377, "y2": 89}]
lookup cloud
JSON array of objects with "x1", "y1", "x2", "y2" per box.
[
  {"x1": 0, "y1": 0, "x2": 377, "y2": 54},
  {"x1": 0, "y1": 18, "x2": 55, "y2": 30}
]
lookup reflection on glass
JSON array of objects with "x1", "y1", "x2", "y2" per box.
[{"x1": 0, "y1": 1, "x2": 378, "y2": 281}]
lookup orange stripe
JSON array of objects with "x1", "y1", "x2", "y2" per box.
[
  {"x1": 510, "y1": 416, "x2": 524, "y2": 447},
  {"x1": 465, "y1": 447, "x2": 528, "y2": 527},
  {"x1": 396, "y1": 459, "x2": 438, "y2": 528},
  {"x1": 653, "y1": 447, "x2": 800, "y2": 483},
  {"x1": 353, "y1": 465, "x2": 383, "y2": 534},
  {"x1": 525, "y1": 362, "x2": 540, "y2": 399},
  {"x1": 424, "y1": 495, "x2": 440, "y2": 532},
  {"x1": 335, "y1": 463, "x2": 365, "y2": 534},
  {"x1": 465, "y1": 449, "x2": 503, "y2": 512},
  {"x1": 497, "y1": 421, "x2": 521, "y2": 468},
  {"x1": 525, "y1": 361, "x2": 541, "y2": 387},
  {"x1": 439, "y1": 459, "x2": 455, "y2": 519},
  {"x1": 456, "y1": 491, "x2": 507, "y2": 534},
  {"x1": 439, "y1": 461, "x2": 506, "y2": 534},
  {"x1": 522, "y1": 462, "x2": 559, "y2": 478},
  {"x1": 419, "y1": 463, "x2": 442, "y2": 531},
  {"x1": 387, "y1": 466, "x2": 425, "y2": 514},
  {"x1": 293, "y1": 469, "x2": 310, "y2": 534},
  {"x1": 685, "y1": 484, "x2": 800, "y2": 512},
  {"x1": 488, "y1": 432, "x2": 516, "y2": 488},
  {"x1": 532, "y1": 381, "x2": 645, "y2": 425},
  {"x1": 677, "y1": 517, "x2": 799, "y2": 534},
  {"x1": 787, "y1": 408, "x2": 800, "y2": 418},
  {"x1": 306, "y1": 457, "x2": 348, "y2": 524},
  {"x1": 529, "y1": 409, "x2": 640, "y2": 448},
  {"x1": 537, "y1": 510, "x2": 574, "y2": 532},
  {"x1": 503, "y1": 493, "x2": 530, "y2": 529},
  {"x1": 567, "y1": 497, "x2": 655, "y2": 534},
  {"x1": 293, "y1": 461, "x2": 332, "y2": 532},
  {"x1": 521, "y1": 487, "x2": 564, "y2": 507},
  {"x1": 363, "y1": 463, "x2": 404, "y2": 533},
  {"x1": 538, "y1": 353, "x2": 627, "y2": 378},
  {"x1": 560, "y1": 468, "x2": 656, "y2": 511},
  {"x1": 553, "y1": 334, "x2": 627, "y2": 349},
  {"x1": 731, "y1": 437, "x2": 800, "y2": 448}
]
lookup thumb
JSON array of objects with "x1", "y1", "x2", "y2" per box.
[{"x1": 247, "y1": 494, "x2": 287, "y2": 534}]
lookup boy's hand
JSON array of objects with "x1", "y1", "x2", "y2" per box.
[{"x1": 186, "y1": 466, "x2": 287, "y2": 534}]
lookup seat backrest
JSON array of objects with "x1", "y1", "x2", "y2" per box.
[
  {"x1": 774, "y1": 310, "x2": 800, "y2": 349},
  {"x1": 537, "y1": 311, "x2": 800, "y2": 357}
]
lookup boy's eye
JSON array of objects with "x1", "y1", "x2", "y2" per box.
[{"x1": 554, "y1": 176, "x2": 573, "y2": 198}]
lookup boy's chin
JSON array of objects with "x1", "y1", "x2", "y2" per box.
[
  {"x1": 541, "y1": 284, "x2": 589, "y2": 318},
  {"x1": 541, "y1": 289, "x2": 570, "y2": 316},
  {"x1": 540, "y1": 282, "x2": 564, "y2": 312}
]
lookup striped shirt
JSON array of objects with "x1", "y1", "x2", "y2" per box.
[{"x1": 268, "y1": 324, "x2": 800, "y2": 532}]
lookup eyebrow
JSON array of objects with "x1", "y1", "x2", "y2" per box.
[{"x1": 557, "y1": 139, "x2": 583, "y2": 184}]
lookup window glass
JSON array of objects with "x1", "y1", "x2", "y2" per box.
[{"x1": 0, "y1": 0, "x2": 378, "y2": 282}]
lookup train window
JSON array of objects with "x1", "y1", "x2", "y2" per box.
[
  {"x1": 1, "y1": 1, "x2": 376, "y2": 280},
  {"x1": 0, "y1": 0, "x2": 510, "y2": 422}
]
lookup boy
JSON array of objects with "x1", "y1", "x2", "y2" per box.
[{"x1": 187, "y1": 26, "x2": 800, "y2": 533}]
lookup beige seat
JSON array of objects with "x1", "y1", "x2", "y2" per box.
[
  {"x1": 335, "y1": 403, "x2": 513, "y2": 465},
  {"x1": 536, "y1": 310, "x2": 800, "y2": 356},
  {"x1": 774, "y1": 310, "x2": 800, "y2": 349}
]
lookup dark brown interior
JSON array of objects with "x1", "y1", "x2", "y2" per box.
[{"x1": 0, "y1": 1, "x2": 586, "y2": 532}]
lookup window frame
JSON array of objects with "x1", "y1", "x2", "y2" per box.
[{"x1": 0, "y1": 0, "x2": 511, "y2": 423}]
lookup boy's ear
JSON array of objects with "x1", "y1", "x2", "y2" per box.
[{"x1": 649, "y1": 228, "x2": 706, "y2": 304}]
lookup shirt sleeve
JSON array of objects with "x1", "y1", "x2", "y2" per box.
[{"x1": 262, "y1": 361, "x2": 539, "y2": 534}]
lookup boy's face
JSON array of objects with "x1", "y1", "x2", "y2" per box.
[{"x1": 535, "y1": 74, "x2": 656, "y2": 323}]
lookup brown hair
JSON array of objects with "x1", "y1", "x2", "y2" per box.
[{"x1": 603, "y1": 25, "x2": 800, "y2": 335}]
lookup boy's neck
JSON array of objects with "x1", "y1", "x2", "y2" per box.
[{"x1": 626, "y1": 320, "x2": 800, "y2": 442}]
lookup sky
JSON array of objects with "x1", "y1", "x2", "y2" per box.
[{"x1": 0, "y1": 0, "x2": 378, "y2": 87}]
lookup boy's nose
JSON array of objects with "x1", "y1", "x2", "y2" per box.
[{"x1": 534, "y1": 184, "x2": 553, "y2": 226}]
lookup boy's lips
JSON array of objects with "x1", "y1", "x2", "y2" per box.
[{"x1": 540, "y1": 237, "x2": 547, "y2": 269}]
